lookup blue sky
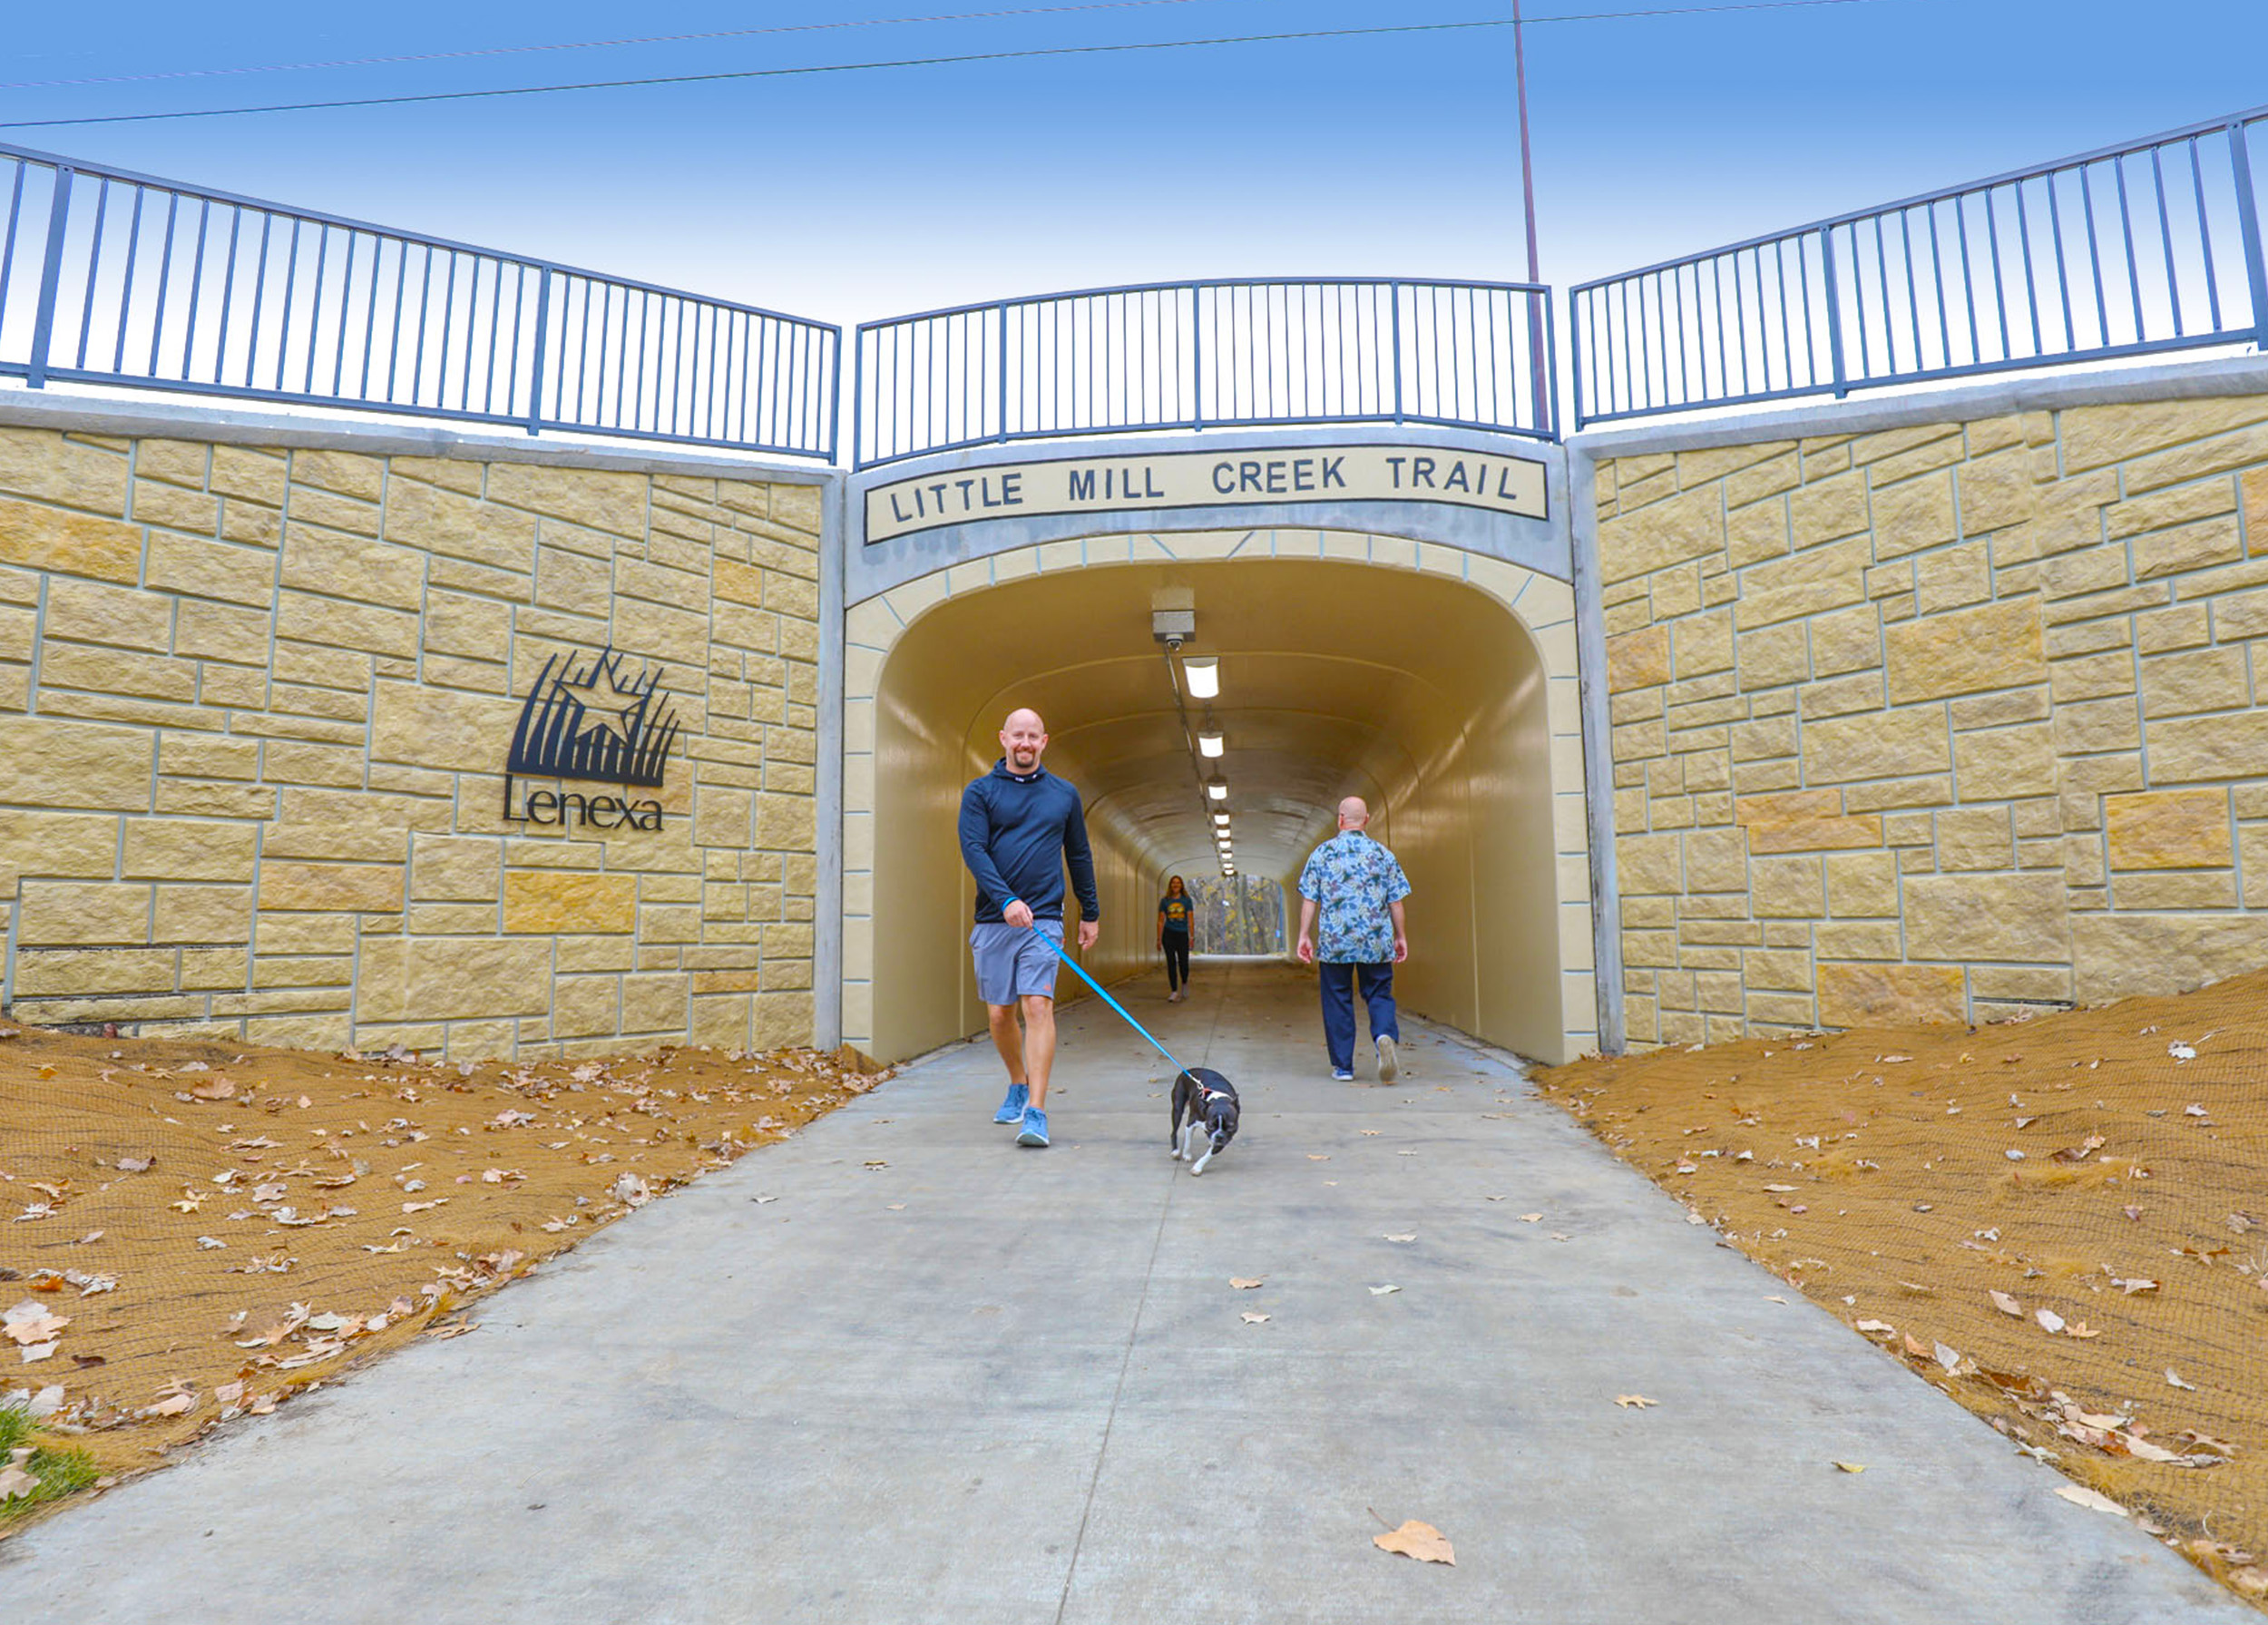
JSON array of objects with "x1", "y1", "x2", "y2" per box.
[{"x1": 2, "y1": 1, "x2": 2259, "y2": 324}]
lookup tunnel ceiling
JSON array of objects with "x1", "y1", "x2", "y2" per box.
[{"x1": 880, "y1": 556, "x2": 1540, "y2": 882}]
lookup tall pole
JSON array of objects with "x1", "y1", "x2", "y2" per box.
[{"x1": 1513, "y1": 0, "x2": 1551, "y2": 430}]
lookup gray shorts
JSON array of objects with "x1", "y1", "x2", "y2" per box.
[{"x1": 971, "y1": 919, "x2": 1063, "y2": 1005}]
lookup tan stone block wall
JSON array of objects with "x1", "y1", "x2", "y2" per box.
[
  {"x1": 0, "y1": 426, "x2": 822, "y2": 1059},
  {"x1": 1598, "y1": 395, "x2": 2268, "y2": 1044}
]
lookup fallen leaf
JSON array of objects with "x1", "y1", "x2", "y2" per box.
[
  {"x1": 1833, "y1": 1461, "x2": 1866, "y2": 1473},
  {"x1": 0, "y1": 1465, "x2": 38, "y2": 1501},
  {"x1": 1368, "y1": 1284, "x2": 1402, "y2": 1296},
  {"x1": 1239, "y1": 1311, "x2": 1270, "y2": 1325},
  {"x1": 3, "y1": 1301, "x2": 68, "y2": 1345},
  {"x1": 190, "y1": 1079, "x2": 235, "y2": 1101},
  {"x1": 2035, "y1": 1308, "x2": 2065, "y2": 1335},
  {"x1": 1934, "y1": 1342, "x2": 1961, "y2": 1373},
  {"x1": 2056, "y1": 1484, "x2": 2128, "y2": 1518},
  {"x1": 1989, "y1": 1290, "x2": 2023, "y2": 1317},
  {"x1": 1373, "y1": 1520, "x2": 1455, "y2": 1565},
  {"x1": 1615, "y1": 1395, "x2": 1657, "y2": 1409},
  {"x1": 1854, "y1": 1319, "x2": 1895, "y2": 1335},
  {"x1": 1229, "y1": 1278, "x2": 1265, "y2": 1290},
  {"x1": 1520, "y1": 1213, "x2": 1542, "y2": 1223},
  {"x1": 1383, "y1": 1233, "x2": 1416, "y2": 1244},
  {"x1": 115, "y1": 1156, "x2": 152, "y2": 1173},
  {"x1": 2167, "y1": 1369, "x2": 2197, "y2": 1391}
]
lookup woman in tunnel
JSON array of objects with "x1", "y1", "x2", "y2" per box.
[{"x1": 1157, "y1": 874, "x2": 1193, "y2": 1002}]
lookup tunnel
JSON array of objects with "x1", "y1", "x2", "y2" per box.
[{"x1": 855, "y1": 541, "x2": 1591, "y2": 1068}]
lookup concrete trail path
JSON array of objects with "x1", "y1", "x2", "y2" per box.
[{"x1": 1, "y1": 962, "x2": 2242, "y2": 1623}]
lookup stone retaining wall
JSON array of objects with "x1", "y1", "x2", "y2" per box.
[
  {"x1": 1596, "y1": 394, "x2": 2268, "y2": 1046},
  {"x1": 0, "y1": 423, "x2": 823, "y2": 1058}
]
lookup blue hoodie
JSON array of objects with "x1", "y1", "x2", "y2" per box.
[{"x1": 958, "y1": 759, "x2": 1101, "y2": 925}]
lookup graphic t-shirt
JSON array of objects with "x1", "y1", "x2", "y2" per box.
[{"x1": 1158, "y1": 895, "x2": 1193, "y2": 935}]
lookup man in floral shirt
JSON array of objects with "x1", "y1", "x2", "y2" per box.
[{"x1": 1295, "y1": 797, "x2": 1412, "y2": 1082}]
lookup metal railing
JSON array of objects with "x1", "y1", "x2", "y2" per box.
[
  {"x1": 852, "y1": 277, "x2": 1556, "y2": 468},
  {"x1": 1570, "y1": 105, "x2": 2268, "y2": 428},
  {"x1": 0, "y1": 141, "x2": 840, "y2": 459}
]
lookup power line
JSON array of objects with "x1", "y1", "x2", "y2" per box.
[
  {"x1": 0, "y1": 0, "x2": 1273, "y2": 93},
  {"x1": 0, "y1": 1, "x2": 1892, "y2": 132}
]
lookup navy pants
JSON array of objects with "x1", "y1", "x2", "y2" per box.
[{"x1": 1318, "y1": 961, "x2": 1398, "y2": 1072}]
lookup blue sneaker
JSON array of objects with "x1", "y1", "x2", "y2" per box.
[
  {"x1": 1015, "y1": 1106, "x2": 1051, "y2": 1148},
  {"x1": 1332, "y1": 1068, "x2": 1354, "y2": 1082},
  {"x1": 993, "y1": 1082, "x2": 1029, "y2": 1124}
]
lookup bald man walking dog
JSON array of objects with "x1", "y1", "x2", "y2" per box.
[
  {"x1": 959, "y1": 707, "x2": 1100, "y2": 1149},
  {"x1": 1295, "y1": 796, "x2": 1411, "y2": 1083}
]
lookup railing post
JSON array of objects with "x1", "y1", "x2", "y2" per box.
[
  {"x1": 994, "y1": 301, "x2": 1009, "y2": 443},
  {"x1": 2228, "y1": 120, "x2": 2268, "y2": 353},
  {"x1": 1390, "y1": 281, "x2": 1404, "y2": 423},
  {"x1": 524, "y1": 267, "x2": 551, "y2": 436},
  {"x1": 1540, "y1": 289, "x2": 1560, "y2": 439},
  {"x1": 850, "y1": 326, "x2": 866, "y2": 469},
  {"x1": 1528, "y1": 288, "x2": 1552, "y2": 434},
  {"x1": 26, "y1": 167, "x2": 73, "y2": 390},
  {"x1": 1568, "y1": 291, "x2": 1588, "y2": 431},
  {"x1": 1818, "y1": 225, "x2": 1851, "y2": 398},
  {"x1": 1189, "y1": 285, "x2": 1204, "y2": 431}
]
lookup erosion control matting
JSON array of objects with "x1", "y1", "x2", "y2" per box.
[
  {"x1": 1536, "y1": 969, "x2": 2268, "y2": 1609},
  {"x1": 0, "y1": 1022, "x2": 885, "y2": 1526}
]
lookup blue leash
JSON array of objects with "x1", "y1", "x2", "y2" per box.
[{"x1": 1036, "y1": 930, "x2": 1194, "y2": 1079}]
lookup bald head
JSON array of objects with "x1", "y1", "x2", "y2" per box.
[
  {"x1": 1337, "y1": 797, "x2": 1371, "y2": 829},
  {"x1": 1000, "y1": 709, "x2": 1049, "y2": 774}
]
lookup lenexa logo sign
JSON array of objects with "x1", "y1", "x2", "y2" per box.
[{"x1": 503, "y1": 648, "x2": 680, "y2": 829}]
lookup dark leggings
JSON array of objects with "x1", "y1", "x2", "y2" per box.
[{"x1": 1161, "y1": 932, "x2": 1190, "y2": 991}]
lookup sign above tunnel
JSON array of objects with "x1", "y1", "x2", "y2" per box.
[{"x1": 863, "y1": 442, "x2": 1549, "y2": 544}]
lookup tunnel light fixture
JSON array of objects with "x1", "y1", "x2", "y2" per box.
[
  {"x1": 1206, "y1": 778, "x2": 1227, "y2": 801},
  {"x1": 1198, "y1": 730, "x2": 1224, "y2": 758},
  {"x1": 1183, "y1": 656, "x2": 1220, "y2": 700},
  {"x1": 1212, "y1": 811, "x2": 1231, "y2": 827}
]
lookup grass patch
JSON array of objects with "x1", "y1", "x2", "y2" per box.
[{"x1": 0, "y1": 1405, "x2": 102, "y2": 1520}]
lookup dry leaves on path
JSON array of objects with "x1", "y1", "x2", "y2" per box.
[
  {"x1": 1615, "y1": 1395, "x2": 1657, "y2": 1409},
  {"x1": 1229, "y1": 1278, "x2": 1265, "y2": 1290},
  {"x1": 0, "y1": 1022, "x2": 889, "y2": 1531},
  {"x1": 1239, "y1": 1312, "x2": 1270, "y2": 1325},
  {"x1": 1372, "y1": 1518, "x2": 1456, "y2": 1565}
]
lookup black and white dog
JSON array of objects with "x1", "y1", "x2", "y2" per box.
[{"x1": 1169, "y1": 1066, "x2": 1240, "y2": 1176}]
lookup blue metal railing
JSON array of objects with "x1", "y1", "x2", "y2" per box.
[
  {"x1": 1570, "y1": 105, "x2": 2268, "y2": 428},
  {"x1": 0, "y1": 141, "x2": 840, "y2": 460},
  {"x1": 852, "y1": 277, "x2": 1557, "y2": 468}
]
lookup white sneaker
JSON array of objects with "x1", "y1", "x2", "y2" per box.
[{"x1": 1376, "y1": 1035, "x2": 1399, "y2": 1082}]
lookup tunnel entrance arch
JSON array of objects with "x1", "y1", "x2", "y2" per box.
[{"x1": 840, "y1": 534, "x2": 1597, "y2": 1066}]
